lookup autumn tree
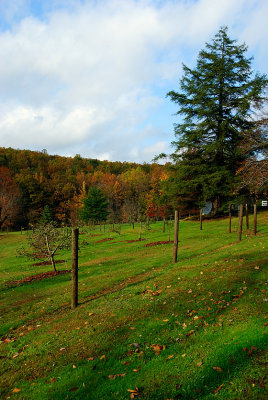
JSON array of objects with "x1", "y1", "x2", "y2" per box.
[
  {"x1": 164, "y1": 27, "x2": 267, "y2": 210},
  {"x1": 0, "y1": 166, "x2": 22, "y2": 228}
]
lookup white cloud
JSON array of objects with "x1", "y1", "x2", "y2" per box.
[{"x1": 0, "y1": 0, "x2": 267, "y2": 162}]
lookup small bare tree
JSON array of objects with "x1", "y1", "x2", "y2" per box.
[{"x1": 17, "y1": 222, "x2": 71, "y2": 271}]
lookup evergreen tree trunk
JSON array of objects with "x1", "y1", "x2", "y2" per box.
[{"x1": 200, "y1": 209, "x2": 203, "y2": 230}]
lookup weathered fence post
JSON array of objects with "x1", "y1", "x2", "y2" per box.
[
  {"x1": 173, "y1": 210, "x2": 179, "y2": 263},
  {"x1": 238, "y1": 204, "x2": 243, "y2": 242},
  {"x1": 253, "y1": 203, "x2": 257, "y2": 235},
  {"x1": 71, "y1": 228, "x2": 79, "y2": 309},
  {"x1": 228, "y1": 204, "x2": 232, "y2": 233},
  {"x1": 139, "y1": 221, "x2": 142, "y2": 240},
  {"x1": 200, "y1": 209, "x2": 203, "y2": 230},
  {"x1": 245, "y1": 203, "x2": 249, "y2": 229}
]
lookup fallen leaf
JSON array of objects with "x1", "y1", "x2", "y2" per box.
[
  {"x1": 213, "y1": 383, "x2": 224, "y2": 394},
  {"x1": 163, "y1": 319, "x2": 169, "y2": 322},
  {"x1": 196, "y1": 361, "x2": 203, "y2": 367},
  {"x1": 100, "y1": 355, "x2": 106, "y2": 360},
  {"x1": 73, "y1": 365, "x2": 76, "y2": 368},
  {"x1": 213, "y1": 366, "x2": 223, "y2": 372},
  {"x1": 130, "y1": 327, "x2": 136, "y2": 330},
  {"x1": 166, "y1": 355, "x2": 174, "y2": 361},
  {"x1": 60, "y1": 347, "x2": 66, "y2": 351},
  {"x1": 186, "y1": 330, "x2": 195, "y2": 337},
  {"x1": 88, "y1": 357, "x2": 94, "y2": 361},
  {"x1": 133, "y1": 366, "x2": 141, "y2": 372},
  {"x1": 181, "y1": 353, "x2": 186, "y2": 357},
  {"x1": 88, "y1": 312, "x2": 95, "y2": 316},
  {"x1": 151, "y1": 344, "x2": 165, "y2": 355},
  {"x1": 12, "y1": 388, "x2": 21, "y2": 393}
]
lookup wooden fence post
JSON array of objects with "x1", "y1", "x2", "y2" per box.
[
  {"x1": 228, "y1": 204, "x2": 232, "y2": 233},
  {"x1": 71, "y1": 228, "x2": 79, "y2": 309},
  {"x1": 253, "y1": 203, "x2": 257, "y2": 235},
  {"x1": 139, "y1": 221, "x2": 142, "y2": 240},
  {"x1": 245, "y1": 203, "x2": 249, "y2": 229},
  {"x1": 238, "y1": 204, "x2": 243, "y2": 242},
  {"x1": 173, "y1": 210, "x2": 179, "y2": 263},
  {"x1": 200, "y1": 209, "x2": 203, "y2": 230}
]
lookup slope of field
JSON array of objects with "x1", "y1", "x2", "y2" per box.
[{"x1": 0, "y1": 213, "x2": 267, "y2": 400}]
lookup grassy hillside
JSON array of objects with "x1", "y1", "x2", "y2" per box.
[{"x1": 0, "y1": 213, "x2": 267, "y2": 399}]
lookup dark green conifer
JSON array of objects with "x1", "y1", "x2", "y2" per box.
[
  {"x1": 166, "y1": 27, "x2": 267, "y2": 209},
  {"x1": 80, "y1": 187, "x2": 109, "y2": 223}
]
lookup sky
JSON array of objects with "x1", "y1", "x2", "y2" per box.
[{"x1": 0, "y1": 0, "x2": 267, "y2": 163}]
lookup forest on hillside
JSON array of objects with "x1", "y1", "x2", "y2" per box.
[{"x1": 0, "y1": 147, "x2": 173, "y2": 229}]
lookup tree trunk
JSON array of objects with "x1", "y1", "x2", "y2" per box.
[
  {"x1": 163, "y1": 217, "x2": 166, "y2": 233},
  {"x1": 238, "y1": 204, "x2": 243, "y2": 242},
  {"x1": 200, "y1": 209, "x2": 203, "y2": 230},
  {"x1": 253, "y1": 203, "x2": 257, "y2": 235},
  {"x1": 228, "y1": 204, "x2": 232, "y2": 233},
  {"x1": 173, "y1": 210, "x2": 179, "y2": 263},
  {"x1": 245, "y1": 203, "x2": 249, "y2": 229},
  {"x1": 45, "y1": 235, "x2": 56, "y2": 271},
  {"x1": 71, "y1": 228, "x2": 79, "y2": 309},
  {"x1": 139, "y1": 221, "x2": 142, "y2": 240}
]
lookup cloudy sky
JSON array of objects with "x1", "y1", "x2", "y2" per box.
[{"x1": 0, "y1": 0, "x2": 267, "y2": 163}]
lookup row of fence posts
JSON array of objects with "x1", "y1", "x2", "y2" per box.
[{"x1": 71, "y1": 204, "x2": 258, "y2": 307}]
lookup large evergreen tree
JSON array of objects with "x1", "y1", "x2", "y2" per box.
[{"x1": 166, "y1": 27, "x2": 267, "y2": 209}]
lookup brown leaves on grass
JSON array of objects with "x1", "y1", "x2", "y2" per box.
[
  {"x1": 242, "y1": 346, "x2": 258, "y2": 358},
  {"x1": 213, "y1": 383, "x2": 224, "y2": 394},
  {"x1": 151, "y1": 344, "x2": 166, "y2": 355},
  {"x1": 142, "y1": 288, "x2": 162, "y2": 297},
  {"x1": 213, "y1": 366, "x2": 223, "y2": 372},
  {"x1": 127, "y1": 387, "x2": 141, "y2": 399},
  {"x1": 12, "y1": 388, "x2": 21, "y2": 393}
]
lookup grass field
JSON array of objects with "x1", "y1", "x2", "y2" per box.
[{"x1": 0, "y1": 213, "x2": 267, "y2": 400}]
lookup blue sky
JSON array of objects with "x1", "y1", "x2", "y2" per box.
[{"x1": 0, "y1": 0, "x2": 267, "y2": 162}]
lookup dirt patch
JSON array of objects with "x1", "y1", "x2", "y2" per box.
[
  {"x1": 6, "y1": 270, "x2": 71, "y2": 287},
  {"x1": 31, "y1": 260, "x2": 65, "y2": 267},
  {"x1": 145, "y1": 240, "x2": 173, "y2": 247},
  {"x1": 126, "y1": 239, "x2": 146, "y2": 243},
  {"x1": 94, "y1": 238, "x2": 114, "y2": 243},
  {"x1": 90, "y1": 234, "x2": 102, "y2": 237}
]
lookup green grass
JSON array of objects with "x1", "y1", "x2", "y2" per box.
[{"x1": 0, "y1": 213, "x2": 267, "y2": 399}]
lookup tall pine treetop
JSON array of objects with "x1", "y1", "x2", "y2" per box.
[
  {"x1": 166, "y1": 26, "x2": 267, "y2": 208},
  {"x1": 168, "y1": 26, "x2": 267, "y2": 167}
]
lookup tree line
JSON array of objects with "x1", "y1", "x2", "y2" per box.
[{"x1": 0, "y1": 147, "x2": 172, "y2": 229}]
